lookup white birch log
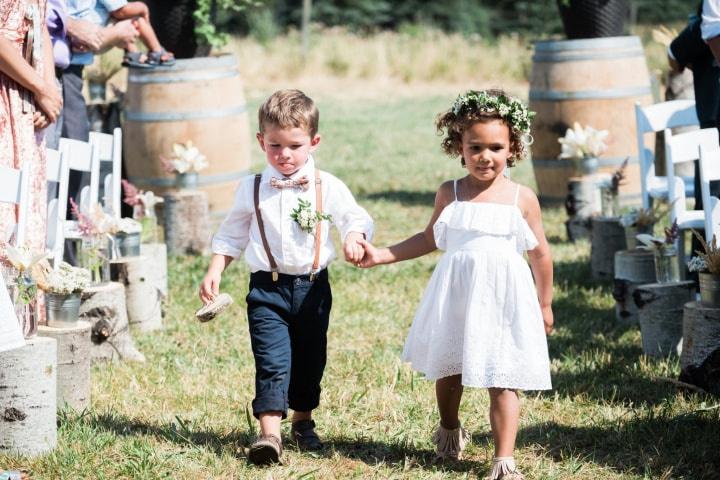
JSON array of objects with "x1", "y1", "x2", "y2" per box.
[
  {"x1": 38, "y1": 322, "x2": 91, "y2": 411},
  {"x1": 140, "y1": 242, "x2": 168, "y2": 299},
  {"x1": 591, "y1": 216, "x2": 626, "y2": 280},
  {"x1": 79, "y1": 282, "x2": 145, "y2": 363},
  {"x1": 565, "y1": 176, "x2": 601, "y2": 242},
  {"x1": 163, "y1": 190, "x2": 210, "y2": 255},
  {"x1": 634, "y1": 281, "x2": 695, "y2": 357},
  {"x1": 613, "y1": 249, "x2": 656, "y2": 325},
  {"x1": 110, "y1": 257, "x2": 162, "y2": 332},
  {"x1": 0, "y1": 336, "x2": 57, "y2": 456},
  {"x1": 681, "y1": 301, "x2": 720, "y2": 369}
]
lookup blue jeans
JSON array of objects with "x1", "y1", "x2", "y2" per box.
[{"x1": 246, "y1": 269, "x2": 332, "y2": 418}]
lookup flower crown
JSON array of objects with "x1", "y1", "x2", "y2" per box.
[{"x1": 451, "y1": 91, "x2": 535, "y2": 135}]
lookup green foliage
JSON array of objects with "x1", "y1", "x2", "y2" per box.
[{"x1": 194, "y1": 0, "x2": 263, "y2": 49}]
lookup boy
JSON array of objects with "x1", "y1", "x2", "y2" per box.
[{"x1": 199, "y1": 89, "x2": 373, "y2": 465}]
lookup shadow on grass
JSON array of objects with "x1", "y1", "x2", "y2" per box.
[
  {"x1": 320, "y1": 436, "x2": 488, "y2": 475},
  {"x1": 361, "y1": 190, "x2": 436, "y2": 206},
  {"x1": 68, "y1": 410, "x2": 250, "y2": 458},
  {"x1": 516, "y1": 413, "x2": 720, "y2": 479}
]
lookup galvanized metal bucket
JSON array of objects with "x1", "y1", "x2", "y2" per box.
[
  {"x1": 46, "y1": 292, "x2": 81, "y2": 327},
  {"x1": 699, "y1": 272, "x2": 720, "y2": 306},
  {"x1": 114, "y1": 232, "x2": 141, "y2": 257}
]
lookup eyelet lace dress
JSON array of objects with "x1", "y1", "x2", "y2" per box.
[{"x1": 401, "y1": 182, "x2": 552, "y2": 390}]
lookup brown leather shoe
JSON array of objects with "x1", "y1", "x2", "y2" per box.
[
  {"x1": 291, "y1": 419, "x2": 324, "y2": 451},
  {"x1": 247, "y1": 434, "x2": 282, "y2": 465}
]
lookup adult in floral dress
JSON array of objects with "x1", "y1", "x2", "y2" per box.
[{"x1": 1, "y1": 0, "x2": 63, "y2": 325}]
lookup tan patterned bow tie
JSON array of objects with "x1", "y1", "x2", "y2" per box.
[{"x1": 270, "y1": 176, "x2": 310, "y2": 191}]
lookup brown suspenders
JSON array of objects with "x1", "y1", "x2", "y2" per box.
[{"x1": 253, "y1": 169, "x2": 323, "y2": 282}]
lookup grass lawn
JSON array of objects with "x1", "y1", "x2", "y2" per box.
[{"x1": 2, "y1": 90, "x2": 719, "y2": 479}]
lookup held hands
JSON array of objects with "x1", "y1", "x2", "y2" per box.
[
  {"x1": 34, "y1": 79, "x2": 62, "y2": 124},
  {"x1": 343, "y1": 232, "x2": 365, "y2": 264},
  {"x1": 356, "y1": 238, "x2": 384, "y2": 268}
]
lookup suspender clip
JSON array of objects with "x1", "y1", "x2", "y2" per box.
[{"x1": 271, "y1": 270, "x2": 278, "y2": 282}]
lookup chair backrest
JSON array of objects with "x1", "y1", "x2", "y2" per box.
[
  {"x1": 664, "y1": 127, "x2": 718, "y2": 219},
  {"x1": 59, "y1": 137, "x2": 100, "y2": 212},
  {"x1": 46, "y1": 148, "x2": 70, "y2": 267},
  {"x1": 635, "y1": 100, "x2": 699, "y2": 208},
  {"x1": 0, "y1": 163, "x2": 31, "y2": 246},
  {"x1": 699, "y1": 139, "x2": 720, "y2": 242},
  {"x1": 89, "y1": 128, "x2": 122, "y2": 217}
]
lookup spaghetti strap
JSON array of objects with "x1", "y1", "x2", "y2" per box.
[
  {"x1": 514, "y1": 184, "x2": 520, "y2": 206},
  {"x1": 453, "y1": 180, "x2": 458, "y2": 201}
]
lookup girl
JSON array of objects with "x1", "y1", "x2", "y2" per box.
[{"x1": 359, "y1": 90, "x2": 553, "y2": 480}]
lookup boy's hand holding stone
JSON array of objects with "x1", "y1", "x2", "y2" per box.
[
  {"x1": 343, "y1": 232, "x2": 365, "y2": 265},
  {"x1": 199, "y1": 270, "x2": 221, "y2": 305}
]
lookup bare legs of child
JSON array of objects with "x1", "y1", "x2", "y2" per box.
[
  {"x1": 120, "y1": 17, "x2": 175, "y2": 67},
  {"x1": 434, "y1": 376, "x2": 524, "y2": 479}
]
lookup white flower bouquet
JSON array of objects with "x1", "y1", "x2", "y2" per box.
[
  {"x1": 39, "y1": 262, "x2": 90, "y2": 295},
  {"x1": 558, "y1": 122, "x2": 609, "y2": 172},
  {"x1": 290, "y1": 199, "x2": 332, "y2": 234},
  {"x1": 161, "y1": 141, "x2": 208, "y2": 174}
]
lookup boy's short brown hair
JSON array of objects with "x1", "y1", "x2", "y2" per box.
[{"x1": 258, "y1": 89, "x2": 319, "y2": 137}]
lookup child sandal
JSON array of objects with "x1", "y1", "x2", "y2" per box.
[
  {"x1": 485, "y1": 457, "x2": 525, "y2": 480},
  {"x1": 122, "y1": 51, "x2": 153, "y2": 69},
  {"x1": 195, "y1": 293, "x2": 233, "y2": 322},
  {"x1": 147, "y1": 48, "x2": 176, "y2": 66},
  {"x1": 432, "y1": 422, "x2": 470, "y2": 461}
]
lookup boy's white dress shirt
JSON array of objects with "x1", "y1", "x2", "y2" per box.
[{"x1": 212, "y1": 156, "x2": 374, "y2": 275}]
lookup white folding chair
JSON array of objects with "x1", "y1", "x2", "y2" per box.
[
  {"x1": 635, "y1": 100, "x2": 699, "y2": 209},
  {"x1": 89, "y1": 128, "x2": 122, "y2": 218},
  {"x1": 665, "y1": 128, "x2": 719, "y2": 270},
  {"x1": 59, "y1": 138, "x2": 100, "y2": 241},
  {"x1": 699, "y1": 139, "x2": 720, "y2": 243},
  {"x1": 0, "y1": 163, "x2": 31, "y2": 246},
  {"x1": 46, "y1": 148, "x2": 69, "y2": 268}
]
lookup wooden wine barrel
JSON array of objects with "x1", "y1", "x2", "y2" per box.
[
  {"x1": 529, "y1": 36, "x2": 654, "y2": 205},
  {"x1": 123, "y1": 55, "x2": 251, "y2": 217}
]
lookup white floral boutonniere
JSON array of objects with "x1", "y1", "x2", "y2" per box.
[{"x1": 291, "y1": 199, "x2": 332, "y2": 234}]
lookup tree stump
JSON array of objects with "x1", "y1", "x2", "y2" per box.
[
  {"x1": 565, "y1": 175, "x2": 601, "y2": 241},
  {"x1": 634, "y1": 281, "x2": 695, "y2": 357},
  {"x1": 38, "y1": 322, "x2": 91, "y2": 411},
  {"x1": 0, "y1": 336, "x2": 57, "y2": 456},
  {"x1": 140, "y1": 242, "x2": 168, "y2": 299},
  {"x1": 613, "y1": 249, "x2": 656, "y2": 325},
  {"x1": 163, "y1": 190, "x2": 210, "y2": 255},
  {"x1": 681, "y1": 301, "x2": 720, "y2": 370},
  {"x1": 80, "y1": 282, "x2": 145, "y2": 363},
  {"x1": 110, "y1": 256, "x2": 162, "y2": 332},
  {"x1": 591, "y1": 216, "x2": 626, "y2": 280}
]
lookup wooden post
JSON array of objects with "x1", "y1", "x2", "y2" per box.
[
  {"x1": 634, "y1": 281, "x2": 695, "y2": 357},
  {"x1": 565, "y1": 175, "x2": 601, "y2": 241},
  {"x1": 591, "y1": 216, "x2": 626, "y2": 280},
  {"x1": 0, "y1": 336, "x2": 57, "y2": 456},
  {"x1": 681, "y1": 301, "x2": 720, "y2": 370},
  {"x1": 613, "y1": 249, "x2": 655, "y2": 325},
  {"x1": 110, "y1": 256, "x2": 162, "y2": 331},
  {"x1": 38, "y1": 322, "x2": 92, "y2": 411},
  {"x1": 80, "y1": 282, "x2": 145, "y2": 363},
  {"x1": 140, "y1": 242, "x2": 168, "y2": 299},
  {"x1": 162, "y1": 190, "x2": 210, "y2": 255}
]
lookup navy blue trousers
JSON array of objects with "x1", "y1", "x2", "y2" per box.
[{"x1": 246, "y1": 269, "x2": 331, "y2": 418}]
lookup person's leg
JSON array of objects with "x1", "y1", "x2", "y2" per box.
[
  {"x1": 436, "y1": 375, "x2": 463, "y2": 429},
  {"x1": 132, "y1": 17, "x2": 163, "y2": 55},
  {"x1": 287, "y1": 271, "x2": 331, "y2": 449},
  {"x1": 246, "y1": 278, "x2": 293, "y2": 463},
  {"x1": 488, "y1": 388, "x2": 520, "y2": 457}
]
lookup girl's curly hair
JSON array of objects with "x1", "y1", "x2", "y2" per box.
[{"x1": 436, "y1": 89, "x2": 533, "y2": 167}]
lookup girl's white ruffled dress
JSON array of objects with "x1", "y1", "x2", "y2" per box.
[{"x1": 402, "y1": 182, "x2": 552, "y2": 390}]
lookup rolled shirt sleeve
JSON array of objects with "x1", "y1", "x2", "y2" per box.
[
  {"x1": 702, "y1": 0, "x2": 720, "y2": 41},
  {"x1": 211, "y1": 176, "x2": 253, "y2": 258},
  {"x1": 324, "y1": 173, "x2": 374, "y2": 242}
]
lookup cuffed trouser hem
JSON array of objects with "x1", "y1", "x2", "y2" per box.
[{"x1": 252, "y1": 390, "x2": 288, "y2": 419}]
